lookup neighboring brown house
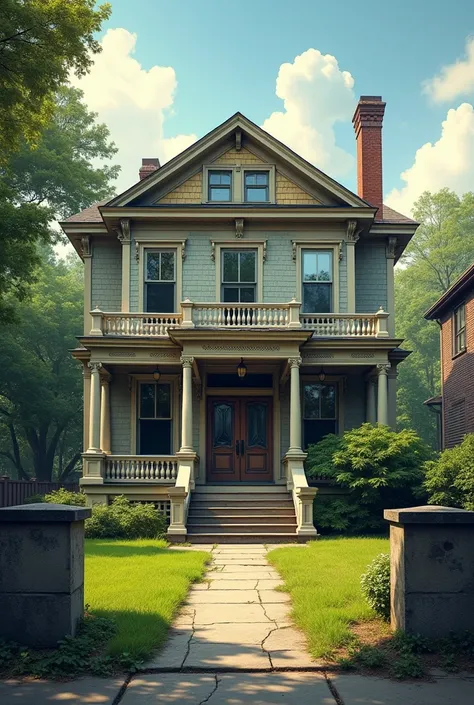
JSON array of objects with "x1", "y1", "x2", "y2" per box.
[{"x1": 425, "y1": 264, "x2": 474, "y2": 448}]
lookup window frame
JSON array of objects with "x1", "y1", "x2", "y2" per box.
[
  {"x1": 207, "y1": 169, "x2": 233, "y2": 203},
  {"x1": 214, "y1": 241, "x2": 265, "y2": 302},
  {"x1": 244, "y1": 170, "x2": 270, "y2": 203},
  {"x1": 130, "y1": 374, "x2": 180, "y2": 455},
  {"x1": 136, "y1": 240, "x2": 185, "y2": 312},
  {"x1": 294, "y1": 242, "x2": 340, "y2": 314},
  {"x1": 202, "y1": 164, "x2": 275, "y2": 204},
  {"x1": 301, "y1": 379, "x2": 342, "y2": 449},
  {"x1": 301, "y1": 249, "x2": 334, "y2": 314},
  {"x1": 221, "y1": 248, "x2": 258, "y2": 303},
  {"x1": 453, "y1": 303, "x2": 467, "y2": 357}
]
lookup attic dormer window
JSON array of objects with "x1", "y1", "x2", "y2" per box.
[
  {"x1": 208, "y1": 170, "x2": 232, "y2": 201},
  {"x1": 244, "y1": 171, "x2": 269, "y2": 202}
]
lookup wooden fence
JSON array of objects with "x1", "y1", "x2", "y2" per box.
[{"x1": 0, "y1": 477, "x2": 80, "y2": 508}]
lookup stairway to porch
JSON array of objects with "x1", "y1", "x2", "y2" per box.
[{"x1": 186, "y1": 486, "x2": 303, "y2": 543}]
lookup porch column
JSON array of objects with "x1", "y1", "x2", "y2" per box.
[
  {"x1": 82, "y1": 363, "x2": 91, "y2": 452},
  {"x1": 387, "y1": 365, "x2": 398, "y2": 430},
  {"x1": 346, "y1": 221, "x2": 359, "y2": 312},
  {"x1": 180, "y1": 355, "x2": 194, "y2": 452},
  {"x1": 87, "y1": 362, "x2": 102, "y2": 452},
  {"x1": 117, "y1": 219, "x2": 130, "y2": 313},
  {"x1": 377, "y1": 363, "x2": 390, "y2": 426},
  {"x1": 288, "y1": 356, "x2": 303, "y2": 454},
  {"x1": 100, "y1": 374, "x2": 111, "y2": 454},
  {"x1": 366, "y1": 378, "x2": 377, "y2": 424}
]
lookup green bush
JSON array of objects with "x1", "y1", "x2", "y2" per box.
[
  {"x1": 85, "y1": 496, "x2": 167, "y2": 539},
  {"x1": 424, "y1": 434, "x2": 474, "y2": 510},
  {"x1": 360, "y1": 553, "x2": 390, "y2": 620},
  {"x1": 307, "y1": 424, "x2": 431, "y2": 533},
  {"x1": 43, "y1": 488, "x2": 87, "y2": 506}
]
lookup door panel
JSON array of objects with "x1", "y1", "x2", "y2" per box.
[
  {"x1": 207, "y1": 397, "x2": 273, "y2": 482},
  {"x1": 207, "y1": 399, "x2": 239, "y2": 482}
]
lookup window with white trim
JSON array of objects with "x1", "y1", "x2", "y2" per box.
[
  {"x1": 302, "y1": 250, "x2": 333, "y2": 313},
  {"x1": 138, "y1": 382, "x2": 172, "y2": 454},
  {"x1": 453, "y1": 303, "x2": 466, "y2": 356},
  {"x1": 303, "y1": 383, "x2": 337, "y2": 448},
  {"x1": 144, "y1": 250, "x2": 176, "y2": 313},
  {"x1": 221, "y1": 249, "x2": 257, "y2": 303}
]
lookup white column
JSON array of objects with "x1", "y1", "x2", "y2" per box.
[
  {"x1": 87, "y1": 362, "x2": 102, "y2": 452},
  {"x1": 346, "y1": 221, "x2": 359, "y2": 312},
  {"x1": 100, "y1": 375, "x2": 111, "y2": 454},
  {"x1": 386, "y1": 237, "x2": 397, "y2": 337},
  {"x1": 387, "y1": 365, "x2": 398, "y2": 430},
  {"x1": 377, "y1": 364, "x2": 390, "y2": 426},
  {"x1": 118, "y1": 219, "x2": 131, "y2": 313},
  {"x1": 288, "y1": 356, "x2": 303, "y2": 454},
  {"x1": 81, "y1": 236, "x2": 93, "y2": 334},
  {"x1": 83, "y1": 364, "x2": 91, "y2": 451},
  {"x1": 366, "y1": 378, "x2": 377, "y2": 424},
  {"x1": 180, "y1": 355, "x2": 194, "y2": 452}
]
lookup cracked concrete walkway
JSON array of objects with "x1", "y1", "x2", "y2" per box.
[{"x1": 144, "y1": 543, "x2": 319, "y2": 673}]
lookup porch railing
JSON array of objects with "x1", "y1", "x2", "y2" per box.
[
  {"x1": 104, "y1": 456, "x2": 178, "y2": 482},
  {"x1": 89, "y1": 302, "x2": 389, "y2": 338}
]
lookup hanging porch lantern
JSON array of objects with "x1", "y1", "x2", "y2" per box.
[
  {"x1": 153, "y1": 367, "x2": 161, "y2": 381},
  {"x1": 237, "y1": 358, "x2": 247, "y2": 379}
]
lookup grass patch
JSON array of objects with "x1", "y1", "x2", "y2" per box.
[
  {"x1": 267, "y1": 536, "x2": 388, "y2": 658},
  {"x1": 85, "y1": 539, "x2": 210, "y2": 659}
]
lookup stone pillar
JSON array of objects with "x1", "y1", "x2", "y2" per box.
[
  {"x1": 0, "y1": 503, "x2": 91, "y2": 647},
  {"x1": 117, "y1": 219, "x2": 131, "y2": 313},
  {"x1": 81, "y1": 236, "x2": 93, "y2": 335},
  {"x1": 288, "y1": 356, "x2": 303, "y2": 453},
  {"x1": 366, "y1": 377, "x2": 377, "y2": 424},
  {"x1": 377, "y1": 363, "x2": 390, "y2": 425},
  {"x1": 87, "y1": 362, "x2": 102, "y2": 452},
  {"x1": 386, "y1": 237, "x2": 397, "y2": 337},
  {"x1": 384, "y1": 506, "x2": 474, "y2": 637},
  {"x1": 100, "y1": 374, "x2": 111, "y2": 454},
  {"x1": 180, "y1": 355, "x2": 194, "y2": 453},
  {"x1": 346, "y1": 221, "x2": 359, "y2": 312}
]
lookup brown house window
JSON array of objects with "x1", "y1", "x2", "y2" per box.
[{"x1": 453, "y1": 303, "x2": 466, "y2": 356}]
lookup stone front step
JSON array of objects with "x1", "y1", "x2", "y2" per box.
[
  {"x1": 188, "y1": 506, "x2": 296, "y2": 517},
  {"x1": 188, "y1": 514, "x2": 297, "y2": 526},
  {"x1": 182, "y1": 533, "x2": 302, "y2": 544}
]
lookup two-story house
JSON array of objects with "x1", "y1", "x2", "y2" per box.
[
  {"x1": 61, "y1": 95, "x2": 417, "y2": 542},
  {"x1": 425, "y1": 263, "x2": 474, "y2": 449}
]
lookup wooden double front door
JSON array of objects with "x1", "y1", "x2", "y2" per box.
[{"x1": 207, "y1": 397, "x2": 273, "y2": 482}]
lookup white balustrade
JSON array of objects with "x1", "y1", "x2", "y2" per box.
[
  {"x1": 104, "y1": 456, "x2": 178, "y2": 482},
  {"x1": 103, "y1": 313, "x2": 181, "y2": 337},
  {"x1": 301, "y1": 313, "x2": 380, "y2": 337},
  {"x1": 193, "y1": 303, "x2": 290, "y2": 328}
]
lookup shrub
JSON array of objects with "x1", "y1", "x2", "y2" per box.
[
  {"x1": 23, "y1": 493, "x2": 45, "y2": 504},
  {"x1": 360, "y1": 553, "x2": 390, "y2": 620},
  {"x1": 307, "y1": 424, "x2": 431, "y2": 533},
  {"x1": 43, "y1": 488, "x2": 87, "y2": 506},
  {"x1": 85, "y1": 496, "x2": 167, "y2": 539},
  {"x1": 424, "y1": 434, "x2": 474, "y2": 510}
]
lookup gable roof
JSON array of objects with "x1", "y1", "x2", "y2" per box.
[{"x1": 425, "y1": 262, "x2": 474, "y2": 320}]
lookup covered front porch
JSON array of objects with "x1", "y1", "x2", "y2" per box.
[{"x1": 76, "y1": 331, "x2": 400, "y2": 539}]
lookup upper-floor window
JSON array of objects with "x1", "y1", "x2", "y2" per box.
[
  {"x1": 221, "y1": 249, "x2": 257, "y2": 303},
  {"x1": 145, "y1": 250, "x2": 176, "y2": 313},
  {"x1": 302, "y1": 250, "x2": 333, "y2": 313},
  {"x1": 208, "y1": 170, "x2": 232, "y2": 202},
  {"x1": 244, "y1": 171, "x2": 269, "y2": 202},
  {"x1": 453, "y1": 303, "x2": 466, "y2": 356}
]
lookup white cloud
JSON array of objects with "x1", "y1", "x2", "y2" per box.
[
  {"x1": 69, "y1": 28, "x2": 197, "y2": 193},
  {"x1": 261, "y1": 49, "x2": 355, "y2": 176},
  {"x1": 385, "y1": 103, "x2": 474, "y2": 216},
  {"x1": 423, "y1": 37, "x2": 474, "y2": 103}
]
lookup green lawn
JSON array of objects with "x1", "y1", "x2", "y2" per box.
[
  {"x1": 85, "y1": 540, "x2": 210, "y2": 659},
  {"x1": 268, "y1": 537, "x2": 389, "y2": 659}
]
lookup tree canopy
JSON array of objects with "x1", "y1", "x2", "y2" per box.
[{"x1": 0, "y1": 0, "x2": 111, "y2": 158}]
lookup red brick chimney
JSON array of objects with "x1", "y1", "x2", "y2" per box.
[
  {"x1": 139, "y1": 158, "x2": 160, "y2": 180},
  {"x1": 352, "y1": 96, "x2": 386, "y2": 215}
]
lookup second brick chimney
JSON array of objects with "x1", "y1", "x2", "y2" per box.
[
  {"x1": 139, "y1": 158, "x2": 161, "y2": 181},
  {"x1": 352, "y1": 96, "x2": 386, "y2": 215}
]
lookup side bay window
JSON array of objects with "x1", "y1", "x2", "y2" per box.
[
  {"x1": 303, "y1": 383, "x2": 337, "y2": 448},
  {"x1": 144, "y1": 250, "x2": 176, "y2": 313},
  {"x1": 139, "y1": 382, "x2": 172, "y2": 454},
  {"x1": 302, "y1": 250, "x2": 333, "y2": 313}
]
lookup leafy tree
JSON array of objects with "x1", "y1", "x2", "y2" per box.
[
  {"x1": 395, "y1": 189, "x2": 474, "y2": 444},
  {"x1": 424, "y1": 434, "x2": 474, "y2": 510},
  {"x1": 306, "y1": 424, "x2": 431, "y2": 533},
  {"x1": 0, "y1": 0, "x2": 110, "y2": 158},
  {"x1": 0, "y1": 248, "x2": 83, "y2": 480},
  {"x1": 0, "y1": 86, "x2": 118, "y2": 322}
]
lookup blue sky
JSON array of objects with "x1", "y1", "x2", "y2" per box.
[{"x1": 71, "y1": 0, "x2": 474, "y2": 215}]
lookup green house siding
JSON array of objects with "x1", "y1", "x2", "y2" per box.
[
  {"x1": 91, "y1": 242, "x2": 122, "y2": 312},
  {"x1": 110, "y1": 374, "x2": 131, "y2": 454},
  {"x1": 344, "y1": 375, "x2": 366, "y2": 430},
  {"x1": 262, "y1": 234, "x2": 296, "y2": 303},
  {"x1": 355, "y1": 241, "x2": 387, "y2": 313},
  {"x1": 183, "y1": 234, "x2": 216, "y2": 302}
]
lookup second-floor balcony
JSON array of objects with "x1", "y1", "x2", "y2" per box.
[{"x1": 89, "y1": 300, "x2": 390, "y2": 339}]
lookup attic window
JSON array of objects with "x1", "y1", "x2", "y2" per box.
[
  {"x1": 208, "y1": 170, "x2": 232, "y2": 201},
  {"x1": 244, "y1": 171, "x2": 269, "y2": 202}
]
